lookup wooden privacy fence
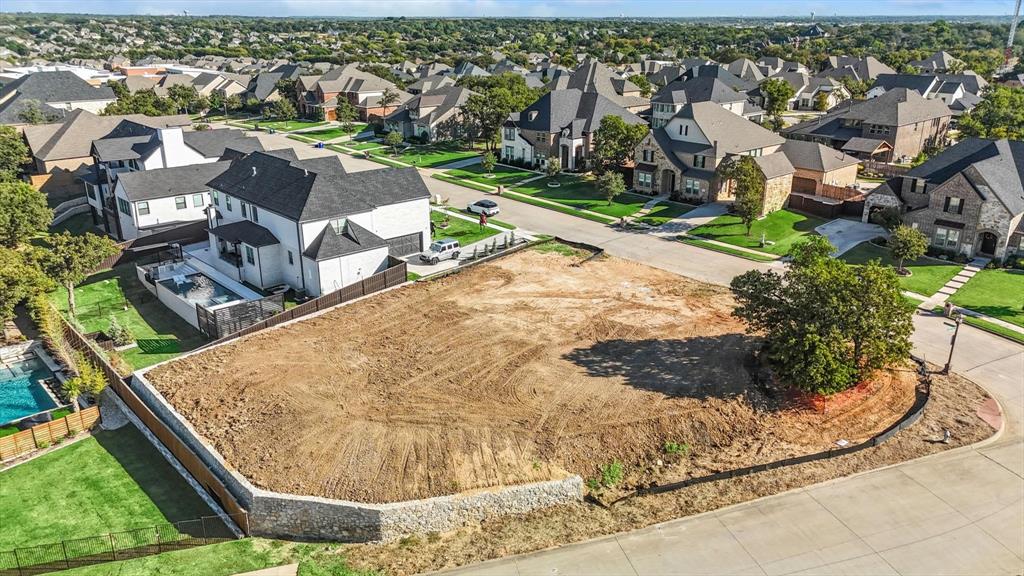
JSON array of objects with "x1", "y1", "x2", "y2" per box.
[
  {"x1": 56, "y1": 314, "x2": 251, "y2": 533},
  {"x1": 200, "y1": 257, "x2": 408, "y2": 348},
  {"x1": 0, "y1": 513, "x2": 245, "y2": 576},
  {"x1": 861, "y1": 160, "x2": 909, "y2": 178},
  {"x1": 0, "y1": 407, "x2": 100, "y2": 462}
]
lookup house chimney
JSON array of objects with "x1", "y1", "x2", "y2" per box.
[{"x1": 251, "y1": 166, "x2": 256, "y2": 176}]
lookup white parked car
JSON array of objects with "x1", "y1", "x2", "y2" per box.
[
  {"x1": 466, "y1": 199, "x2": 500, "y2": 216},
  {"x1": 419, "y1": 238, "x2": 461, "y2": 265}
]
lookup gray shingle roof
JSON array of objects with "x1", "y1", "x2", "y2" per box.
[
  {"x1": 781, "y1": 139, "x2": 860, "y2": 172},
  {"x1": 870, "y1": 74, "x2": 939, "y2": 96},
  {"x1": 652, "y1": 76, "x2": 747, "y2": 106},
  {"x1": 24, "y1": 109, "x2": 189, "y2": 161},
  {"x1": 182, "y1": 129, "x2": 263, "y2": 158},
  {"x1": 0, "y1": 71, "x2": 116, "y2": 124},
  {"x1": 753, "y1": 152, "x2": 795, "y2": 180},
  {"x1": 92, "y1": 134, "x2": 161, "y2": 161},
  {"x1": 207, "y1": 150, "x2": 430, "y2": 223},
  {"x1": 906, "y1": 138, "x2": 1024, "y2": 215},
  {"x1": 302, "y1": 219, "x2": 386, "y2": 261},
  {"x1": 117, "y1": 160, "x2": 232, "y2": 202},
  {"x1": 675, "y1": 101, "x2": 784, "y2": 154},
  {"x1": 209, "y1": 219, "x2": 280, "y2": 248},
  {"x1": 509, "y1": 88, "x2": 645, "y2": 135}
]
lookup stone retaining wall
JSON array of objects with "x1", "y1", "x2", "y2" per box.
[{"x1": 129, "y1": 371, "x2": 583, "y2": 542}]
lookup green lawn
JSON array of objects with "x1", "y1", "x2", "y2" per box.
[
  {"x1": 49, "y1": 213, "x2": 98, "y2": 236},
  {"x1": 0, "y1": 426, "x2": 217, "y2": 550},
  {"x1": 679, "y1": 237, "x2": 780, "y2": 262},
  {"x1": 455, "y1": 208, "x2": 516, "y2": 230},
  {"x1": 372, "y1": 143, "x2": 479, "y2": 168},
  {"x1": 634, "y1": 201, "x2": 696, "y2": 226},
  {"x1": 512, "y1": 175, "x2": 650, "y2": 219},
  {"x1": 444, "y1": 164, "x2": 536, "y2": 188},
  {"x1": 297, "y1": 125, "x2": 368, "y2": 141},
  {"x1": 431, "y1": 173, "x2": 494, "y2": 192},
  {"x1": 688, "y1": 210, "x2": 826, "y2": 256},
  {"x1": 840, "y1": 242, "x2": 962, "y2": 297},
  {"x1": 431, "y1": 210, "x2": 499, "y2": 246},
  {"x1": 502, "y1": 191, "x2": 616, "y2": 224},
  {"x1": 49, "y1": 265, "x2": 206, "y2": 370},
  {"x1": 253, "y1": 119, "x2": 327, "y2": 132},
  {"x1": 949, "y1": 269, "x2": 1024, "y2": 328},
  {"x1": 346, "y1": 140, "x2": 384, "y2": 151}
]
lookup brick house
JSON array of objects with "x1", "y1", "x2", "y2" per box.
[
  {"x1": 780, "y1": 139, "x2": 861, "y2": 194},
  {"x1": 633, "y1": 101, "x2": 794, "y2": 214},
  {"x1": 296, "y1": 64, "x2": 411, "y2": 122},
  {"x1": 862, "y1": 138, "x2": 1024, "y2": 259},
  {"x1": 782, "y1": 88, "x2": 952, "y2": 163}
]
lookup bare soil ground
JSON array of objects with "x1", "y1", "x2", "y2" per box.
[{"x1": 149, "y1": 247, "x2": 920, "y2": 504}]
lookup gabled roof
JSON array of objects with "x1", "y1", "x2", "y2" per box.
[
  {"x1": 674, "y1": 101, "x2": 784, "y2": 154},
  {"x1": 207, "y1": 150, "x2": 430, "y2": 223},
  {"x1": 315, "y1": 63, "x2": 396, "y2": 94},
  {"x1": 870, "y1": 74, "x2": 940, "y2": 96},
  {"x1": 209, "y1": 219, "x2": 280, "y2": 248},
  {"x1": 547, "y1": 58, "x2": 648, "y2": 109},
  {"x1": 781, "y1": 139, "x2": 860, "y2": 172},
  {"x1": 653, "y1": 76, "x2": 747, "y2": 106},
  {"x1": 905, "y1": 138, "x2": 1024, "y2": 215},
  {"x1": 0, "y1": 71, "x2": 116, "y2": 124},
  {"x1": 117, "y1": 160, "x2": 232, "y2": 202},
  {"x1": 406, "y1": 74, "x2": 455, "y2": 94},
  {"x1": 92, "y1": 134, "x2": 161, "y2": 161},
  {"x1": 182, "y1": 129, "x2": 263, "y2": 158},
  {"x1": 909, "y1": 51, "x2": 962, "y2": 71},
  {"x1": 682, "y1": 65, "x2": 757, "y2": 93},
  {"x1": 725, "y1": 59, "x2": 764, "y2": 82},
  {"x1": 302, "y1": 219, "x2": 386, "y2": 261},
  {"x1": 753, "y1": 152, "x2": 795, "y2": 179},
  {"x1": 247, "y1": 72, "x2": 283, "y2": 101},
  {"x1": 820, "y1": 56, "x2": 895, "y2": 82},
  {"x1": 784, "y1": 88, "x2": 951, "y2": 141},
  {"x1": 509, "y1": 88, "x2": 645, "y2": 135},
  {"x1": 386, "y1": 86, "x2": 473, "y2": 127}
]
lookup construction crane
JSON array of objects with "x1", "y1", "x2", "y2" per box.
[{"x1": 1008, "y1": 0, "x2": 1022, "y2": 66}]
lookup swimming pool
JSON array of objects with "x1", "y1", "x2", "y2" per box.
[
  {"x1": 0, "y1": 356, "x2": 59, "y2": 425},
  {"x1": 157, "y1": 272, "x2": 244, "y2": 308}
]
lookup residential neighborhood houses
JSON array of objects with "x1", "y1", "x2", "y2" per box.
[{"x1": 1, "y1": 10, "x2": 1023, "y2": 576}]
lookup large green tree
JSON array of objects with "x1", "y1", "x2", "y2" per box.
[
  {"x1": 597, "y1": 170, "x2": 626, "y2": 206},
  {"x1": 0, "y1": 247, "x2": 51, "y2": 323},
  {"x1": 730, "y1": 236, "x2": 912, "y2": 395},
  {"x1": 592, "y1": 115, "x2": 649, "y2": 173},
  {"x1": 959, "y1": 86, "x2": 1024, "y2": 140},
  {"x1": 460, "y1": 73, "x2": 544, "y2": 151},
  {"x1": 760, "y1": 78, "x2": 795, "y2": 123},
  {"x1": 0, "y1": 181, "x2": 52, "y2": 248},
  {"x1": 0, "y1": 125, "x2": 29, "y2": 182},
  {"x1": 716, "y1": 156, "x2": 765, "y2": 236},
  {"x1": 889, "y1": 225, "x2": 928, "y2": 274},
  {"x1": 36, "y1": 232, "x2": 119, "y2": 316},
  {"x1": 102, "y1": 89, "x2": 179, "y2": 116}
]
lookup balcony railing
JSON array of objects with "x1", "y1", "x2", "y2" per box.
[{"x1": 218, "y1": 251, "x2": 242, "y2": 267}]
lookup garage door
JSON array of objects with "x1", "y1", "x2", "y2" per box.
[{"x1": 385, "y1": 232, "x2": 423, "y2": 257}]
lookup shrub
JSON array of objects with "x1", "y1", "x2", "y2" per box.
[
  {"x1": 107, "y1": 315, "x2": 134, "y2": 346},
  {"x1": 36, "y1": 439, "x2": 50, "y2": 450},
  {"x1": 663, "y1": 441, "x2": 690, "y2": 456},
  {"x1": 597, "y1": 460, "x2": 624, "y2": 488}
]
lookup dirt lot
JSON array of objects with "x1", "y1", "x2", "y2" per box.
[{"x1": 148, "y1": 246, "x2": 919, "y2": 503}]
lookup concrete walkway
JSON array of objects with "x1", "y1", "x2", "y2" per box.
[
  {"x1": 439, "y1": 312, "x2": 1024, "y2": 576},
  {"x1": 815, "y1": 219, "x2": 888, "y2": 256},
  {"x1": 924, "y1": 258, "x2": 988, "y2": 308},
  {"x1": 438, "y1": 155, "x2": 484, "y2": 170},
  {"x1": 234, "y1": 564, "x2": 298, "y2": 576},
  {"x1": 650, "y1": 202, "x2": 729, "y2": 237}
]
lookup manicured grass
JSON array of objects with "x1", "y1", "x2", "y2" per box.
[
  {"x1": 406, "y1": 272, "x2": 421, "y2": 282},
  {"x1": 346, "y1": 140, "x2": 384, "y2": 151},
  {"x1": 633, "y1": 201, "x2": 696, "y2": 226},
  {"x1": 364, "y1": 154, "x2": 410, "y2": 168},
  {"x1": 455, "y1": 208, "x2": 516, "y2": 230},
  {"x1": 287, "y1": 134, "x2": 317, "y2": 144},
  {"x1": 431, "y1": 173, "x2": 494, "y2": 192},
  {"x1": 49, "y1": 213, "x2": 97, "y2": 236},
  {"x1": 49, "y1": 265, "x2": 206, "y2": 370},
  {"x1": 962, "y1": 315, "x2": 1024, "y2": 345},
  {"x1": 679, "y1": 237, "x2": 780, "y2": 262},
  {"x1": 444, "y1": 164, "x2": 535, "y2": 187},
  {"x1": 502, "y1": 190, "x2": 616, "y2": 224},
  {"x1": 371, "y1": 143, "x2": 479, "y2": 168},
  {"x1": 688, "y1": 210, "x2": 826, "y2": 256},
  {"x1": 512, "y1": 175, "x2": 650, "y2": 219},
  {"x1": 903, "y1": 294, "x2": 926, "y2": 311},
  {"x1": 252, "y1": 119, "x2": 327, "y2": 132},
  {"x1": 840, "y1": 242, "x2": 963, "y2": 298},
  {"x1": 430, "y1": 210, "x2": 499, "y2": 246},
  {"x1": 949, "y1": 269, "x2": 1024, "y2": 328},
  {"x1": 298, "y1": 125, "x2": 368, "y2": 141},
  {"x1": 0, "y1": 426, "x2": 217, "y2": 550}
]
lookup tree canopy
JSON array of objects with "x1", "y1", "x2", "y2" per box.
[
  {"x1": 102, "y1": 88, "x2": 179, "y2": 117},
  {"x1": 0, "y1": 181, "x2": 52, "y2": 248},
  {"x1": 717, "y1": 156, "x2": 765, "y2": 235},
  {"x1": 730, "y1": 236, "x2": 913, "y2": 395},
  {"x1": 959, "y1": 86, "x2": 1024, "y2": 140},
  {"x1": 760, "y1": 78, "x2": 795, "y2": 118},
  {"x1": 0, "y1": 247, "x2": 51, "y2": 324},
  {"x1": 592, "y1": 115, "x2": 648, "y2": 172},
  {"x1": 0, "y1": 125, "x2": 29, "y2": 182},
  {"x1": 36, "y1": 232, "x2": 119, "y2": 316}
]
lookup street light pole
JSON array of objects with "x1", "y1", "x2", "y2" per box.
[{"x1": 942, "y1": 311, "x2": 963, "y2": 375}]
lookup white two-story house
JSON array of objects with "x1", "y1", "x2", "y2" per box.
[
  {"x1": 111, "y1": 161, "x2": 233, "y2": 240},
  {"x1": 202, "y1": 149, "x2": 430, "y2": 297},
  {"x1": 86, "y1": 126, "x2": 262, "y2": 240}
]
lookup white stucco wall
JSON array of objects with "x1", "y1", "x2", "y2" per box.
[{"x1": 316, "y1": 245, "x2": 389, "y2": 295}]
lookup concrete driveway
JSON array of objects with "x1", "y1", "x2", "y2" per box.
[{"x1": 816, "y1": 218, "x2": 888, "y2": 256}]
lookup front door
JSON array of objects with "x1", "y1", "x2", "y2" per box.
[
  {"x1": 660, "y1": 170, "x2": 675, "y2": 195},
  {"x1": 979, "y1": 232, "x2": 998, "y2": 255},
  {"x1": 560, "y1": 145, "x2": 570, "y2": 170}
]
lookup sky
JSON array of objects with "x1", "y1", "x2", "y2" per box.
[{"x1": 1, "y1": 0, "x2": 1020, "y2": 18}]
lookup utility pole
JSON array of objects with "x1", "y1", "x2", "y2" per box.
[{"x1": 942, "y1": 311, "x2": 963, "y2": 375}]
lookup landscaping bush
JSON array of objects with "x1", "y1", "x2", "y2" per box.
[{"x1": 108, "y1": 315, "x2": 134, "y2": 346}]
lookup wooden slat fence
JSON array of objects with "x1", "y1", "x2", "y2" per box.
[
  {"x1": 0, "y1": 406, "x2": 100, "y2": 462},
  {"x1": 861, "y1": 160, "x2": 909, "y2": 178},
  {"x1": 199, "y1": 258, "x2": 408, "y2": 349},
  {"x1": 55, "y1": 314, "x2": 251, "y2": 533}
]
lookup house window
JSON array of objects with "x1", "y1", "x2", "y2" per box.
[
  {"x1": 86, "y1": 184, "x2": 96, "y2": 200},
  {"x1": 685, "y1": 178, "x2": 701, "y2": 195},
  {"x1": 693, "y1": 155, "x2": 706, "y2": 168},
  {"x1": 329, "y1": 217, "x2": 346, "y2": 234},
  {"x1": 244, "y1": 245, "x2": 255, "y2": 265},
  {"x1": 117, "y1": 197, "x2": 131, "y2": 215},
  {"x1": 251, "y1": 206, "x2": 259, "y2": 222},
  {"x1": 504, "y1": 145, "x2": 514, "y2": 159},
  {"x1": 137, "y1": 201, "x2": 150, "y2": 215},
  {"x1": 868, "y1": 124, "x2": 891, "y2": 135},
  {"x1": 642, "y1": 149, "x2": 653, "y2": 162},
  {"x1": 225, "y1": 196, "x2": 232, "y2": 211},
  {"x1": 241, "y1": 202, "x2": 247, "y2": 218},
  {"x1": 175, "y1": 196, "x2": 186, "y2": 210},
  {"x1": 192, "y1": 193, "x2": 204, "y2": 207},
  {"x1": 944, "y1": 197, "x2": 963, "y2": 214},
  {"x1": 212, "y1": 190, "x2": 219, "y2": 206},
  {"x1": 679, "y1": 124, "x2": 688, "y2": 136},
  {"x1": 933, "y1": 227, "x2": 960, "y2": 249},
  {"x1": 638, "y1": 172, "x2": 652, "y2": 188},
  {"x1": 128, "y1": 159, "x2": 139, "y2": 170},
  {"x1": 287, "y1": 250, "x2": 294, "y2": 265},
  {"x1": 503, "y1": 127, "x2": 516, "y2": 140}
]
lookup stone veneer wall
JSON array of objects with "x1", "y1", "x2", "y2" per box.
[{"x1": 128, "y1": 372, "x2": 583, "y2": 542}]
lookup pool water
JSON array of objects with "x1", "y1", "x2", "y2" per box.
[
  {"x1": 158, "y1": 273, "x2": 244, "y2": 308},
  {"x1": 0, "y1": 356, "x2": 58, "y2": 425}
]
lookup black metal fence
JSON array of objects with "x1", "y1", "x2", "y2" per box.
[
  {"x1": 0, "y1": 514, "x2": 245, "y2": 576},
  {"x1": 196, "y1": 293, "x2": 285, "y2": 339}
]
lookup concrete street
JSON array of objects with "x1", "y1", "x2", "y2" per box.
[{"x1": 257, "y1": 133, "x2": 1023, "y2": 575}]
